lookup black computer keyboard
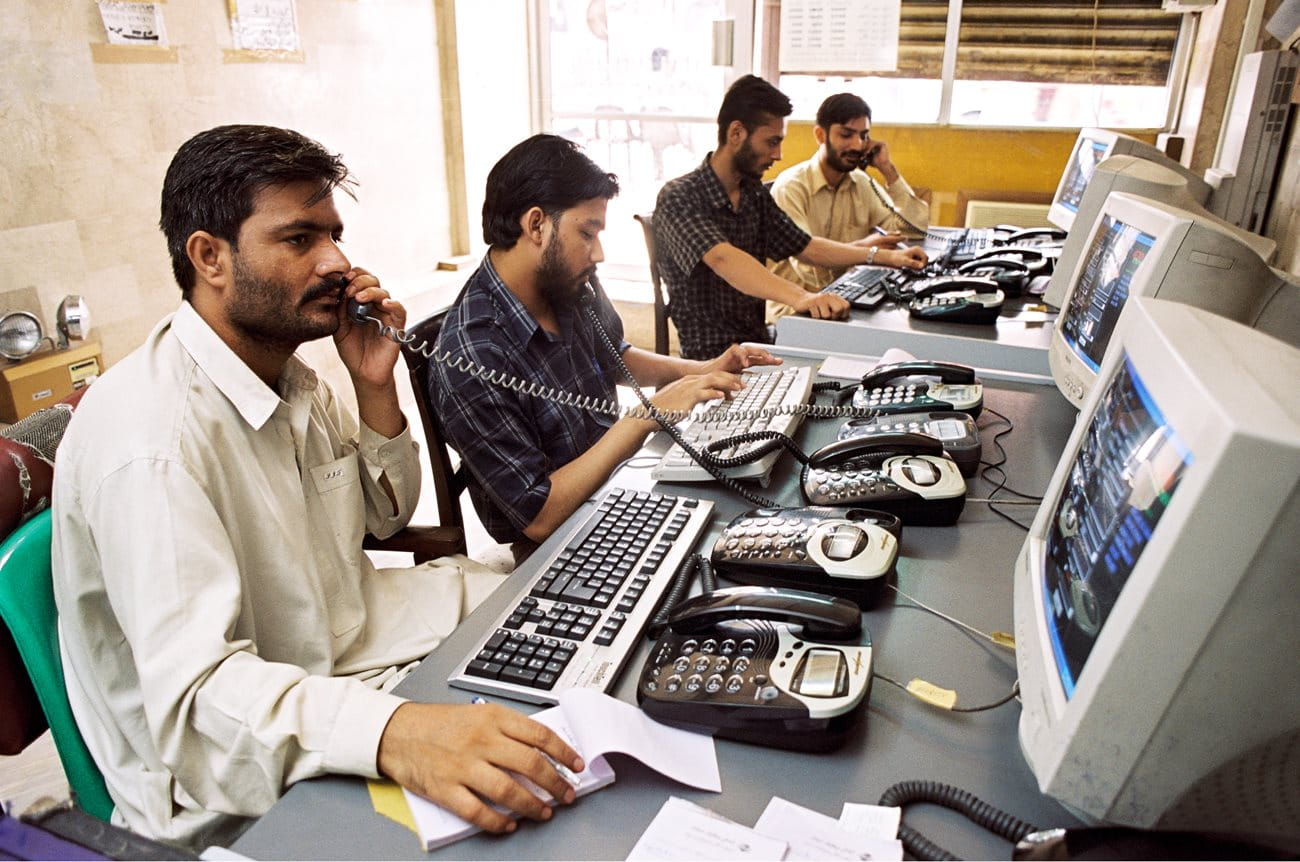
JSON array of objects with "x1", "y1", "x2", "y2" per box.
[
  {"x1": 942, "y1": 228, "x2": 997, "y2": 263},
  {"x1": 447, "y1": 488, "x2": 715, "y2": 705},
  {"x1": 821, "y1": 266, "x2": 890, "y2": 309}
]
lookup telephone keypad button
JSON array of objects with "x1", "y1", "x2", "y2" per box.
[
  {"x1": 673, "y1": 657, "x2": 690, "y2": 673},
  {"x1": 713, "y1": 657, "x2": 731, "y2": 673},
  {"x1": 681, "y1": 639, "x2": 698, "y2": 654},
  {"x1": 719, "y1": 639, "x2": 738, "y2": 655},
  {"x1": 705, "y1": 675, "x2": 724, "y2": 694},
  {"x1": 685, "y1": 674, "x2": 704, "y2": 693},
  {"x1": 665, "y1": 675, "x2": 682, "y2": 693},
  {"x1": 701, "y1": 639, "x2": 719, "y2": 653},
  {"x1": 739, "y1": 639, "x2": 758, "y2": 655},
  {"x1": 726, "y1": 675, "x2": 745, "y2": 694},
  {"x1": 693, "y1": 657, "x2": 711, "y2": 673},
  {"x1": 733, "y1": 656, "x2": 751, "y2": 673},
  {"x1": 753, "y1": 673, "x2": 769, "y2": 685}
]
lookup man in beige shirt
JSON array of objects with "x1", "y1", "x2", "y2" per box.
[
  {"x1": 768, "y1": 93, "x2": 930, "y2": 320},
  {"x1": 52, "y1": 124, "x2": 585, "y2": 849}
]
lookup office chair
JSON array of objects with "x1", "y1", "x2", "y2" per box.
[
  {"x1": 0, "y1": 509, "x2": 115, "y2": 820},
  {"x1": 398, "y1": 309, "x2": 469, "y2": 559},
  {"x1": 632, "y1": 212, "x2": 672, "y2": 356}
]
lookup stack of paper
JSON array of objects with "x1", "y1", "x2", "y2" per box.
[{"x1": 402, "y1": 689, "x2": 721, "y2": 851}]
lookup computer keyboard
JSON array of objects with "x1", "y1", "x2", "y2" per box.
[
  {"x1": 447, "y1": 488, "x2": 715, "y2": 705},
  {"x1": 821, "y1": 266, "x2": 889, "y2": 309},
  {"x1": 651, "y1": 365, "x2": 814, "y2": 485}
]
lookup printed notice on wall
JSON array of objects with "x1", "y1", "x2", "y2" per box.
[
  {"x1": 97, "y1": 1, "x2": 168, "y2": 47},
  {"x1": 779, "y1": 0, "x2": 900, "y2": 74},
  {"x1": 227, "y1": 0, "x2": 300, "y2": 53}
]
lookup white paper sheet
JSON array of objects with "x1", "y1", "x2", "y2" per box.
[
  {"x1": 839, "y1": 801, "x2": 902, "y2": 839},
  {"x1": 627, "y1": 796, "x2": 787, "y2": 861},
  {"x1": 754, "y1": 796, "x2": 903, "y2": 861}
]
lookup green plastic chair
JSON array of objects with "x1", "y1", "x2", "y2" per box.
[{"x1": 0, "y1": 509, "x2": 114, "y2": 820}]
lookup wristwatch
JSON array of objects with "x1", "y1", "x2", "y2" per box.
[{"x1": 866, "y1": 246, "x2": 878, "y2": 266}]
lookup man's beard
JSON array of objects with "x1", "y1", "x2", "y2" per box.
[
  {"x1": 228, "y1": 254, "x2": 341, "y2": 347},
  {"x1": 825, "y1": 144, "x2": 862, "y2": 175},
  {"x1": 537, "y1": 232, "x2": 593, "y2": 309},
  {"x1": 734, "y1": 135, "x2": 769, "y2": 181}
]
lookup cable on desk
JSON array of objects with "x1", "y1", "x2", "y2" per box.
[
  {"x1": 976, "y1": 407, "x2": 1044, "y2": 531},
  {"x1": 886, "y1": 584, "x2": 1015, "y2": 650},
  {"x1": 877, "y1": 780, "x2": 1040, "y2": 861},
  {"x1": 874, "y1": 672, "x2": 1020, "y2": 714},
  {"x1": 645, "y1": 554, "x2": 716, "y2": 640}
]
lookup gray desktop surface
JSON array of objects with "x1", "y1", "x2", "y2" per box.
[
  {"x1": 232, "y1": 347, "x2": 1082, "y2": 861},
  {"x1": 776, "y1": 297, "x2": 1056, "y2": 377}
]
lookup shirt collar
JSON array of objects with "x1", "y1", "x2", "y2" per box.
[
  {"x1": 802, "y1": 152, "x2": 835, "y2": 195},
  {"x1": 170, "y1": 301, "x2": 317, "y2": 431},
  {"x1": 697, "y1": 152, "x2": 765, "y2": 212}
]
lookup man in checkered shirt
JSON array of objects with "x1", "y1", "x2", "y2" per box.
[
  {"x1": 432, "y1": 135, "x2": 781, "y2": 563},
  {"x1": 655, "y1": 75, "x2": 928, "y2": 360}
]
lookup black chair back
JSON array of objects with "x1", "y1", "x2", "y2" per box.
[
  {"x1": 403, "y1": 310, "x2": 468, "y2": 547},
  {"x1": 632, "y1": 212, "x2": 671, "y2": 356}
]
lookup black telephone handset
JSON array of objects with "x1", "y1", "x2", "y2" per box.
[
  {"x1": 905, "y1": 276, "x2": 1005, "y2": 324},
  {"x1": 801, "y1": 432, "x2": 967, "y2": 525},
  {"x1": 711, "y1": 506, "x2": 903, "y2": 605},
  {"x1": 636, "y1": 585, "x2": 873, "y2": 752},
  {"x1": 853, "y1": 361, "x2": 984, "y2": 418},
  {"x1": 346, "y1": 298, "x2": 373, "y2": 323},
  {"x1": 955, "y1": 257, "x2": 1032, "y2": 296},
  {"x1": 998, "y1": 226, "x2": 1067, "y2": 248}
]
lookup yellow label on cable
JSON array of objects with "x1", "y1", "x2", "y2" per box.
[
  {"x1": 907, "y1": 679, "x2": 958, "y2": 710},
  {"x1": 991, "y1": 631, "x2": 1016, "y2": 649}
]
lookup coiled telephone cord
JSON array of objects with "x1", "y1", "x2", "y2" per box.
[{"x1": 876, "y1": 780, "x2": 1040, "y2": 861}]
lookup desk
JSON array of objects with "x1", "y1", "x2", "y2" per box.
[
  {"x1": 232, "y1": 346, "x2": 1082, "y2": 860},
  {"x1": 776, "y1": 300, "x2": 1056, "y2": 378}
]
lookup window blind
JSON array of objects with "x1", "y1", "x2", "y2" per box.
[{"x1": 783, "y1": 0, "x2": 1182, "y2": 87}]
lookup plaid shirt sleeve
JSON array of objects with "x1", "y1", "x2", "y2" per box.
[
  {"x1": 760, "y1": 189, "x2": 813, "y2": 262},
  {"x1": 654, "y1": 182, "x2": 730, "y2": 281},
  {"x1": 431, "y1": 325, "x2": 552, "y2": 535}
]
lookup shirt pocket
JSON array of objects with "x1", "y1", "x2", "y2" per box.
[{"x1": 308, "y1": 454, "x2": 365, "y2": 638}]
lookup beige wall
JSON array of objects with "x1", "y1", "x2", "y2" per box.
[{"x1": 0, "y1": 0, "x2": 450, "y2": 399}]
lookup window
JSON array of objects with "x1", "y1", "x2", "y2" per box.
[{"x1": 774, "y1": 0, "x2": 1188, "y2": 129}]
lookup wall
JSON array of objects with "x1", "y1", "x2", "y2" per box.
[{"x1": 0, "y1": 0, "x2": 451, "y2": 400}]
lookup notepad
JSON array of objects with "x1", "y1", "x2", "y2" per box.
[{"x1": 401, "y1": 689, "x2": 721, "y2": 851}]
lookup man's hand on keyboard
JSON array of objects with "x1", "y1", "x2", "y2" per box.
[
  {"x1": 376, "y1": 701, "x2": 585, "y2": 832},
  {"x1": 794, "y1": 291, "x2": 851, "y2": 320},
  {"x1": 650, "y1": 370, "x2": 744, "y2": 413},
  {"x1": 698, "y1": 344, "x2": 783, "y2": 376}
]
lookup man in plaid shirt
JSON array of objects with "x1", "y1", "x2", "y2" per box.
[
  {"x1": 655, "y1": 75, "x2": 928, "y2": 359},
  {"x1": 431, "y1": 135, "x2": 780, "y2": 562}
]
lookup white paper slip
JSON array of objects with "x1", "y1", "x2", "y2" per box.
[
  {"x1": 818, "y1": 355, "x2": 876, "y2": 382},
  {"x1": 754, "y1": 796, "x2": 904, "y2": 861},
  {"x1": 559, "y1": 688, "x2": 722, "y2": 792},
  {"x1": 839, "y1": 802, "x2": 902, "y2": 839},
  {"x1": 627, "y1": 796, "x2": 787, "y2": 861}
]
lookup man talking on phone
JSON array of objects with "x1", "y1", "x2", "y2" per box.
[{"x1": 767, "y1": 93, "x2": 930, "y2": 320}]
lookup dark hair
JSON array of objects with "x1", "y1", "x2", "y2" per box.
[
  {"x1": 816, "y1": 93, "x2": 872, "y2": 130},
  {"x1": 716, "y1": 75, "x2": 792, "y2": 147},
  {"x1": 482, "y1": 134, "x2": 619, "y2": 249},
  {"x1": 159, "y1": 124, "x2": 354, "y2": 298}
]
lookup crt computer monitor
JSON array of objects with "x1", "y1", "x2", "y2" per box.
[
  {"x1": 1048, "y1": 191, "x2": 1300, "y2": 408},
  {"x1": 1015, "y1": 297, "x2": 1300, "y2": 837},
  {"x1": 1043, "y1": 154, "x2": 1277, "y2": 309},
  {"x1": 1047, "y1": 128, "x2": 1210, "y2": 233}
]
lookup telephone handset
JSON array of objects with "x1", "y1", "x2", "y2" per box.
[
  {"x1": 636, "y1": 585, "x2": 873, "y2": 751},
  {"x1": 801, "y1": 433, "x2": 967, "y2": 525},
  {"x1": 839, "y1": 410, "x2": 982, "y2": 477},
  {"x1": 955, "y1": 257, "x2": 1032, "y2": 296},
  {"x1": 346, "y1": 297, "x2": 372, "y2": 323},
  {"x1": 905, "y1": 276, "x2": 1005, "y2": 325},
  {"x1": 997, "y1": 226, "x2": 1067, "y2": 248},
  {"x1": 852, "y1": 361, "x2": 984, "y2": 418},
  {"x1": 711, "y1": 506, "x2": 903, "y2": 605}
]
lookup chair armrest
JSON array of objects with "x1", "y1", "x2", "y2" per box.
[{"x1": 363, "y1": 526, "x2": 466, "y2": 565}]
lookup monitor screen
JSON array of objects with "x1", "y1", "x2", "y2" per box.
[
  {"x1": 1040, "y1": 353, "x2": 1192, "y2": 698},
  {"x1": 1058, "y1": 216, "x2": 1157, "y2": 373},
  {"x1": 1056, "y1": 136, "x2": 1109, "y2": 217}
]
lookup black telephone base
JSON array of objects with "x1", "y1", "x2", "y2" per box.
[{"x1": 635, "y1": 703, "x2": 865, "y2": 753}]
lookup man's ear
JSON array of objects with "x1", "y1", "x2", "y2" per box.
[
  {"x1": 726, "y1": 119, "x2": 748, "y2": 148},
  {"x1": 813, "y1": 125, "x2": 828, "y2": 147},
  {"x1": 519, "y1": 206, "x2": 549, "y2": 249},
  {"x1": 186, "y1": 231, "x2": 231, "y2": 290}
]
